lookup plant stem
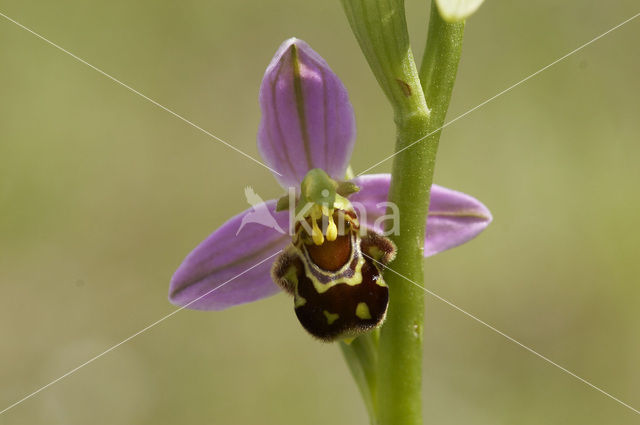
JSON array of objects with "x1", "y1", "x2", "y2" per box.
[
  {"x1": 341, "y1": 1, "x2": 465, "y2": 424},
  {"x1": 377, "y1": 112, "x2": 430, "y2": 425},
  {"x1": 419, "y1": 2, "x2": 465, "y2": 126},
  {"x1": 378, "y1": 3, "x2": 465, "y2": 425}
]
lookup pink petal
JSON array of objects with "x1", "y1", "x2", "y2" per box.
[
  {"x1": 350, "y1": 174, "x2": 492, "y2": 256},
  {"x1": 169, "y1": 199, "x2": 290, "y2": 310}
]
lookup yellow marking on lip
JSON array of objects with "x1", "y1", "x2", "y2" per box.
[
  {"x1": 304, "y1": 254, "x2": 365, "y2": 294},
  {"x1": 294, "y1": 295, "x2": 306, "y2": 308},
  {"x1": 323, "y1": 310, "x2": 340, "y2": 325},
  {"x1": 374, "y1": 275, "x2": 388, "y2": 288},
  {"x1": 367, "y1": 246, "x2": 384, "y2": 262},
  {"x1": 297, "y1": 233, "x2": 366, "y2": 294},
  {"x1": 355, "y1": 302, "x2": 372, "y2": 320}
]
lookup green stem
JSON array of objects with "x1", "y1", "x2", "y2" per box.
[
  {"x1": 341, "y1": 1, "x2": 465, "y2": 424},
  {"x1": 420, "y1": 3, "x2": 465, "y2": 125},
  {"x1": 377, "y1": 114, "x2": 430, "y2": 425},
  {"x1": 377, "y1": 4, "x2": 465, "y2": 425}
]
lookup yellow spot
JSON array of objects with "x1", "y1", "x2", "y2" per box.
[
  {"x1": 342, "y1": 337, "x2": 355, "y2": 345},
  {"x1": 372, "y1": 273, "x2": 388, "y2": 288},
  {"x1": 323, "y1": 310, "x2": 340, "y2": 325},
  {"x1": 294, "y1": 295, "x2": 306, "y2": 308},
  {"x1": 355, "y1": 302, "x2": 372, "y2": 320},
  {"x1": 368, "y1": 246, "x2": 383, "y2": 261}
]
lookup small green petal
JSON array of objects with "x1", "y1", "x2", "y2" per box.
[
  {"x1": 336, "y1": 181, "x2": 360, "y2": 197},
  {"x1": 276, "y1": 194, "x2": 291, "y2": 212}
]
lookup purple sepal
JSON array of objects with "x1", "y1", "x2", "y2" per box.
[
  {"x1": 350, "y1": 174, "x2": 492, "y2": 256},
  {"x1": 169, "y1": 199, "x2": 290, "y2": 310},
  {"x1": 257, "y1": 38, "x2": 356, "y2": 189}
]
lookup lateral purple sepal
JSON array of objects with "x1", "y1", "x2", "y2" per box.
[
  {"x1": 169, "y1": 200, "x2": 290, "y2": 310},
  {"x1": 350, "y1": 174, "x2": 492, "y2": 256}
]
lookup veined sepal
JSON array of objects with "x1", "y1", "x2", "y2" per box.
[{"x1": 257, "y1": 39, "x2": 356, "y2": 189}]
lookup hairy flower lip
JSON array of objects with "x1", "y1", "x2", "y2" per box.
[{"x1": 169, "y1": 38, "x2": 493, "y2": 311}]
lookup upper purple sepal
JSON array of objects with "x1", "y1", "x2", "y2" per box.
[{"x1": 257, "y1": 38, "x2": 356, "y2": 189}]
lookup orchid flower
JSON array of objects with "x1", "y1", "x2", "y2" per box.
[{"x1": 169, "y1": 38, "x2": 491, "y2": 341}]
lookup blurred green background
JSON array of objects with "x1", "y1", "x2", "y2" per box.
[{"x1": 1, "y1": 0, "x2": 639, "y2": 424}]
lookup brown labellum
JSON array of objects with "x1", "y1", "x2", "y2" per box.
[{"x1": 272, "y1": 209, "x2": 396, "y2": 342}]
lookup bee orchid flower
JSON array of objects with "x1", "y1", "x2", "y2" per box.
[{"x1": 169, "y1": 38, "x2": 492, "y2": 341}]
